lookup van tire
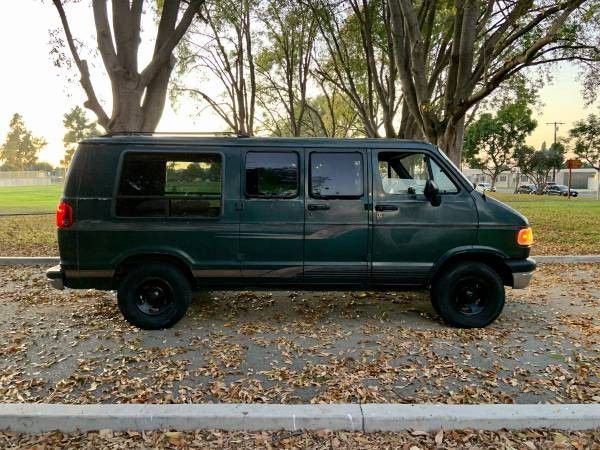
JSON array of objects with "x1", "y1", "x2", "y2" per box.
[
  {"x1": 117, "y1": 263, "x2": 192, "y2": 330},
  {"x1": 431, "y1": 262, "x2": 504, "y2": 328}
]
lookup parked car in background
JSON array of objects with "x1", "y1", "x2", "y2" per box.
[
  {"x1": 476, "y1": 182, "x2": 496, "y2": 192},
  {"x1": 516, "y1": 184, "x2": 537, "y2": 194},
  {"x1": 544, "y1": 185, "x2": 578, "y2": 197}
]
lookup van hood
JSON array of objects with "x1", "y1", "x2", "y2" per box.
[{"x1": 472, "y1": 191, "x2": 529, "y2": 227}]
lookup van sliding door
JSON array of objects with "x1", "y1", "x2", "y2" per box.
[{"x1": 303, "y1": 149, "x2": 369, "y2": 285}]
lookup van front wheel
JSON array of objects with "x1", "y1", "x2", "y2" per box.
[
  {"x1": 117, "y1": 263, "x2": 192, "y2": 330},
  {"x1": 431, "y1": 262, "x2": 505, "y2": 328}
]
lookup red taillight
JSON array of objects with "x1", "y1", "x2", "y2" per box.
[{"x1": 56, "y1": 201, "x2": 74, "y2": 228}]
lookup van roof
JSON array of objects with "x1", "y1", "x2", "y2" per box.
[{"x1": 82, "y1": 135, "x2": 436, "y2": 150}]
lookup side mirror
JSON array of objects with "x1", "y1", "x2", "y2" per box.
[{"x1": 424, "y1": 179, "x2": 441, "y2": 207}]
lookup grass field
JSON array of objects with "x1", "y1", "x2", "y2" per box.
[
  {"x1": 0, "y1": 185, "x2": 598, "y2": 256},
  {"x1": 488, "y1": 193, "x2": 600, "y2": 255},
  {"x1": 0, "y1": 184, "x2": 63, "y2": 214}
]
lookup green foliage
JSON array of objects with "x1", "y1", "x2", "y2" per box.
[
  {"x1": 62, "y1": 106, "x2": 100, "y2": 168},
  {"x1": 513, "y1": 144, "x2": 563, "y2": 191},
  {"x1": 255, "y1": 0, "x2": 318, "y2": 136},
  {"x1": 570, "y1": 113, "x2": 600, "y2": 170},
  {"x1": 463, "y1": 101, "x2": 537, "y2": 185},
  {"x1": 0, "y1": 113, "x2": 46, "y2": 171}
]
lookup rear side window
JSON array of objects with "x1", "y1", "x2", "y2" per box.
[
  {"x1": 245, "y1": 152, "x2": 298, "y2": 198},
  {"x1": 116, "y1": 153, "x2": 222, "y2": 218},
  {"x1": 310, "y1": 152, "x2": 363, "y2": 198}
]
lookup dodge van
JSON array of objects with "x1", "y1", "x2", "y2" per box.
[{"x1": 47, "y1": 135, "x2": 535, "y2": 329}]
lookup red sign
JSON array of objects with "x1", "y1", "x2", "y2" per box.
[{"x1": 567, "y1": 159, "x2": 583, "y2": 169}]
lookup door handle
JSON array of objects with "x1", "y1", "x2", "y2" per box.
[
  {"x1": 375, "y1": 204, "x2": 398, "y2": 212},
  {"x1": 307, "y1": 204, "x2": 330, "y2": 211}
]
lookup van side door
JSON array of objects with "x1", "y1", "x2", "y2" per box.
[
  {"x1": 304, "y1": 149, "x2": 369, "y2": 285},
  {"x1": 370, "y1": 149, "x2": 477, "y2": 286},
  {"x1": 239, "y1": 149, "x2": 304, "y2": 282}
]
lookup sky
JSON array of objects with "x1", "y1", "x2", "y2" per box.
[{"x1": 0, "y1": 1, "x2": 598, "y2": 167}]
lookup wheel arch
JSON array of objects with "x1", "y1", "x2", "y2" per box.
[
  {"x1": 430, "y1": 247, "x2": 513, "y2": 287},
  {"x1": 112, "y1": 252, "x2": 196, "y2": 290}
]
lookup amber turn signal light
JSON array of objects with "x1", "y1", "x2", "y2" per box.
[{"x1": 517, "y1": 227, "x2": 533, "y2": 246}]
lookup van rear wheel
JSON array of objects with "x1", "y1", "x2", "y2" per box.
[
  {"x1": 431, "y1": 262, "x2": 504, "y2": 328},
  {"x1": 117, "y1": 263, "x2": 192, "y2": 330}
]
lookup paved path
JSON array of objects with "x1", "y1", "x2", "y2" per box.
[{"x1": 1, "y1": 264, "x2": 598, "y2": 407}]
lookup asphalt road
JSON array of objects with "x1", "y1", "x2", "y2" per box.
[{"x1": 0, "y1": 264, "x2": 598, "y2": 405}]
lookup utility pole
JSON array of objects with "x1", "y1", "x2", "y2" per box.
[
  {"x1": 547, "y1": 121, "x2": 565, "y2": 182},
  {"x1": 546, "y1": 121, "x2": 565, "y2": 144}
]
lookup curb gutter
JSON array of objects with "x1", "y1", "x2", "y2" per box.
[
  {"x1": 0, "y1": 257, "x2": 59, "y2": 266},
  {"x1": 0, "y1": 404, "x2": 599, "y2": 433},
  {"x1": 534, "y1": 255, "x2": 600, "y2": 264}
]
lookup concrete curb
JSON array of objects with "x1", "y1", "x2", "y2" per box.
[
  {"x1": 0, "y1": 404, "x2": 599, "y2": 433},
  {"x1": 1, "y1": 256, "x2": 599, "y2": 267},
  {"x1": 534, "y1": 255, "x2": 600, "y2": 264}
]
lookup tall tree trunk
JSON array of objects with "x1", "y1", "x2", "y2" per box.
[
  {"x1": 53, "y1": 0, "x2": 204, "y2": 134},
  {"x1": 437, "y1": 116, "x2": 465, "y2": 166}
]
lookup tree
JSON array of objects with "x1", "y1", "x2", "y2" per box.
[
  {"x1": 173, "y1": 0, "x2": 257, "y2": 135},
  {"x1": 387, "y1": 0, "x2": 599, "y2": 164},
  {"x1": 514, "y1": 145, "x2": 554, "y2": 192},
  {"x1": 548, "y1": 141, "x2": 566, "y2": 181},
  {"x1": 570, "y1": 113, "x2": 600, "y2": 199},
  {"x1": 0, "y1": 114, "x2": 46, "y2": 171},
  {"x1": 308, "y1": 0, "x2": 402, "y2": 137},
  {"x1": 463, "y1": 101, "x2": 537, "y2": 188},
  {"x1": 52, "y1": 0, "x2": 205, "y2": 133},
  {"x1": 62, "y1": 106, "x2": 101, "y2": 168},
  {"x1": 302, "y1": 92, "x2": 363, "y2": 137},
  {"x1": 255, "y1": 0, "x2": 318, "y2": 136}
]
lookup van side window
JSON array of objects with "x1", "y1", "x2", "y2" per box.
[
  {"x1": 310, "y1": 152, "x2": 363, "y2": 198},
  {"x1": 378, "y1": 152, "x2": 457, "y2": 195},
  {"x1": 429, "y1": 158, "x2": 459, "y2": 194},
  {"x1": 245, "y1": 152, "x2": 298, "y2": 198},
  {"x1": 116, "y1": 153, "x2": 222, "y2": 218}
]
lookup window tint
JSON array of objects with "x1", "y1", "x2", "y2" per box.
[
  {"x1": 245, "y1": 152, "x2": 298, "y2": 198},
  {"x1": 310, "y1": 152, "x2": 363, "y2": 198},
  {"x1": 116, "y1": 153, "x2": 222, "y2": 217},
  {"x1": 378, "y1": 152, "x2": 458, "y2": 195}
]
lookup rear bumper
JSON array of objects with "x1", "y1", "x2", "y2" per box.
[
  {"x1": 46, "y1": 265, "x2": 64, "y2": 290},
  {"x1": 506, "y1": 257, "x2": 536, "y2": 289}
]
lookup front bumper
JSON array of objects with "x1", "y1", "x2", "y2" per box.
[
  {"x1": 512, "y1": 271, "x2": 534, "y2": 289},
  {"x1": 506, "y1": 257, "x2": 536, "y2": 289},
  {"x1": 46, "y1": 265, "x2": 64, "y2": 290}
]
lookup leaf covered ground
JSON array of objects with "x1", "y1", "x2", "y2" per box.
[
  {"x1": 1, "y1": 428, "x2": 599, "y2": 449},
  {"x1": 0, "y1": 264, "x2": 598, "y2": 406}
]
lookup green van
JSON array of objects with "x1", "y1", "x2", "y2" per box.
[{"x1": 46, "y1": 135, "x2": 535, "y2": 329}]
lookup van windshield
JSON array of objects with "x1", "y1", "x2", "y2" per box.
[{"x1": 437, "y1": 147, "x2": 473, "y2": 189}]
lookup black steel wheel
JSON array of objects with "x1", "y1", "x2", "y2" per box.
[
  {"x1": 431, "y1": 262, "x2": 505, "y2": 328},
  {"x1": 118, "y1": 263, "x2": 191, "y2": 329}
]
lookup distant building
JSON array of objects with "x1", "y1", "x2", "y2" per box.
[
  {"x1": 0, "y1": 171, "x2": 52, "y2": 187},
  {"x1": 462, "y1": 168, "x2": 598, "y2": 191}
]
